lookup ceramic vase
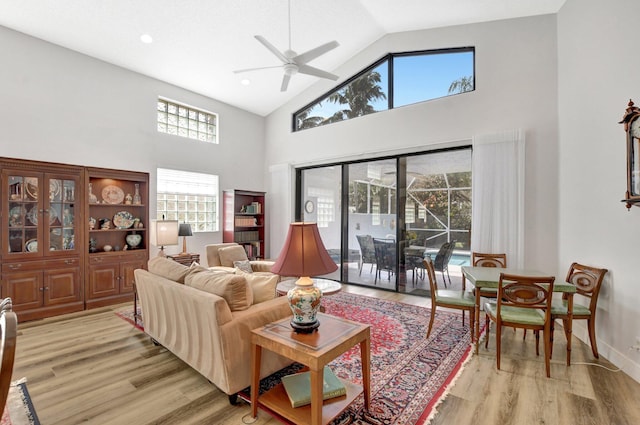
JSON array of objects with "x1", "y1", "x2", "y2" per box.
[
  {"x1": 125, "y1": 233, "x2": 142, "y2": 249},
  {"x1": 287, "y1": 283, "x2": 322, "y2": 333}
]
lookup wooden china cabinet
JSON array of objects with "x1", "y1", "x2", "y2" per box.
[
  {"x1": 0, "y1": 158, "x2": 150, "y2": 321},
  {"x1": 1, "y1": 158, "x2": 84, "y2": 321},
  {"x1": 85, "y1": 167, "x2": 149, "y2": 309}
]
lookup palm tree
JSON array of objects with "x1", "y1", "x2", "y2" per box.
[
  {"x1": 296, "y1": 107, "x2": 324, "y2": 129},
  {"x1": 448, "y1": 76, "x2": 474, "y2": 94},
  {"x1": 325, "y1": 71, "x2": 387, "y2": 123}
]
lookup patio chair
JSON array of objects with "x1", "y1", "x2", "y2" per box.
[
  {"x1": 356, "y1": 235, "x2": 376, "y2": 276},
  {"x1": 433, "y1": 241, "x2": 455, "y2": 287},
  {"x1": 373, "y1": 238, "x2": 396, "y2": 284},
  {"x1": 550, "y1": 262, "x2": 608, "y2": 359}
]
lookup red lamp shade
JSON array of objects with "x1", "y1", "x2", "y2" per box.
[{"x1": 271, "y1": 222, "x2": 338, "y2": 279}]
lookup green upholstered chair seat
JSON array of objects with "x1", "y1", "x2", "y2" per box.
[
  {"x1": 476, "y1": 287, "x2": 498, "y2": 296},
  {"x1": 485, "y1": 302, "x2": 546, "y2": 326},
  {"x1": 550, "y1": 299, "x2": 591, "y2": 317},
  {"x1": 435, "y1": 290, "x2": 475, "y2": 307}
]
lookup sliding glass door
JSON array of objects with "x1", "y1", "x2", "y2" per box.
[
  {"x1": 299, "y1": 166, "x2": 341, "y2": 280},
  {"x1": 297, "y1": 147, "x2": 471, "y2": 294}
]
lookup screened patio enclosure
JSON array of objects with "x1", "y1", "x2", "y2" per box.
[{"x1": 297, "y1": 147, "x2": 471, "y2": 294}]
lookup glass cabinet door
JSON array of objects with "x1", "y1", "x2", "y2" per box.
[
  {"x1": 3, "y1": 171, "x2": 79, "y2": 256},
  {"x1": 5, "y1": 172, "x2": 42, "y2": 255},
  {"x1": 45, "y1": 175, "x2": 77, "y2": 253}
]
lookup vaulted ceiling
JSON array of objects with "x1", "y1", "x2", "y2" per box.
[{"x1": 0, "y1": 0, "x2": 565, "y2": 116}]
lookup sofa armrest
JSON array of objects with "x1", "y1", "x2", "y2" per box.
[{"x1": 250, "y1": 260, "x2": 276, "y2": 273}]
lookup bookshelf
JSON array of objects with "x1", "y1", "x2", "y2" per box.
[{"x1": 222, "y1": 189, "x2": 265, "y2": 259}]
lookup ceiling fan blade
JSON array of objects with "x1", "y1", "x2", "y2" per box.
[
  {"x1": 280, "y1": 73, "x2": 292, "y2": 92},
  {"x1": 254, "y1": 35, "x2": 289, "y2": 64},
  {"x1": 294, "y1": 40, "x2": 339, "y2": 64},
  {"x1": 233, "y1": 65, "x2": 282, "y2": 74},
  {"x1": 297, "y1": 64, "x2": 339, "y2": 81}
]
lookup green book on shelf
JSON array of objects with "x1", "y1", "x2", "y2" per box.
[{"x1": 281, "y1": 366, "x2": 347, "y2": 408}]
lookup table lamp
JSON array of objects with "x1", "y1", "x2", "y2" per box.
[
  {"x1": 150, "y1": 218, "x2": 179, "y2": 257},
  {"x1": 178, "y1": 223, "x2": 193, "y2": 255},
  {"x1": 271, "y1": 222, "x2": 338, "y2": 333}
]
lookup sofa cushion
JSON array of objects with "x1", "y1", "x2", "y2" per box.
[
  {"x1": 235, "y1": 270, "x2": 279, "y2": 304},
  {"x1": 218, "y1": 245, "x2": 249, "y2": 267},
  {"x1": 186, "y1": 267, "x2": 253, "y2": 311},
  {"x1": 233, "y1": 260, "x2": 253, "y2": 274},
  {"x1": 148, "y1": 256, "x2": 190, "y2": 284}
]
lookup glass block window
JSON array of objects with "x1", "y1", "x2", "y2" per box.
[
  {"x1": 157, "y1": 168, "x2": 219, "y2": 232},
  {"x1": 157, "y1": 98, "x2": 218, "y2": 143}
]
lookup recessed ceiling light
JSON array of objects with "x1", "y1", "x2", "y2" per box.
[
  {"x1": 241, "y1": 79, "x2": 251, "y2": 86},
  {"x1": 140, "y1": 34, "x2": 153, "y2": 44}
]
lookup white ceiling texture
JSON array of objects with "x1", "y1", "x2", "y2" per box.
[{"x1": 0, "y1": 0, "x2": 565, "y2": 116}]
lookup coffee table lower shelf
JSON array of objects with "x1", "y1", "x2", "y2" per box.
[{"x1": 258, "y1": 379, "x2": 362, "y2": 425}]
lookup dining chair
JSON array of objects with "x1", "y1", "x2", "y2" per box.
[
  {"x1": 550, "y1": 262, "x2": 608, "y2": 359},
  {"x1": 356, "y1": 234, "x2": 376, "y2": 276},
  {"x1": 433, "y1": 241, "x2": 456, "y2": 287},
  {"x1": 484, "y1": 273, "x2": 555, "y2": 377},
  {"x1": 423, "y1": 257, "x2": 475, "y2": 341},
  {"x1": 464, "y1": 252, "x2": 507, "y2": 293},
  {"x1": 0, "y1": 298, "x2": 17, "y2": 418},
  {"x1": 373, "y1": 238, "x2": 396, "y2": 283}
]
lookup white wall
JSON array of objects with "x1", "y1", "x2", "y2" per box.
[
  {"x1": 265, "y1": 15, "x2": 560, "y2": 274},
  {"x1": 558, "y1": 0, "x2": 640, "y2": 382},
  {"x1": 0, "y1": 26, "x2": 267, "y2": 261}
]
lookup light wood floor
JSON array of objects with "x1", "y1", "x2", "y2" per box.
[{"x1": 12, "y1": 285, "x2": 640, "y2": 425}]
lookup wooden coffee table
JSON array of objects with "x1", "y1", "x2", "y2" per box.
[{"x1": 251, "y1": 313, "x2": 371, "y2": 425}]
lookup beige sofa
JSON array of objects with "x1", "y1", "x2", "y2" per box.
[{"x1": 134, "y1": 257, "x2": 293, "y2": 403}]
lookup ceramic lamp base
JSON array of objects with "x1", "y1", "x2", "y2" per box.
[{"x1": 287, "y1": 278, "x2": 322, "y2": 333}]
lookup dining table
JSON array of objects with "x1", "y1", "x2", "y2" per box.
[{"x1": 461, "y1": 266, "x2": 577, "y2": 365}]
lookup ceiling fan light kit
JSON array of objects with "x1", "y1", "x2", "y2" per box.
[{"x1": 234, "y1": 0, "x2": 339, "y2": 92}]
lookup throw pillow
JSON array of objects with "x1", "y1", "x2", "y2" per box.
[
  {"x1": 233, "y1": 260, "x2": 253, "y2": 273},
  {"x1": 236, "y1": 270, "x2": 279, "y2": 304},
  {"x1": 186, "y1": 268, "x2": 253, "y2": 311},
  {"x1": 148, "y1": 256, "x2": 190, "y2": 284},
  {"x1": 217, "y1": 245, "x2": 249, "y2": 268}
]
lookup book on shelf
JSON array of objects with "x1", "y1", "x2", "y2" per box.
[{"x1": 281, "y1": 366, "x2": 346, "y2": 408}]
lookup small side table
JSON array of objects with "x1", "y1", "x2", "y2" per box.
[{"x1": 167, "y1": 253, "x2": 200, "y2": 266}]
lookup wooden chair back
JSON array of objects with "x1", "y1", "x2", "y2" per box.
[
  {"x1": 564, "y1": 262, "x2": 608, "y2": 312},
  {"x1": 0, "y1": 298, "x2": 18, "y2": 417},
  {"x1": 497, "y1": 273, "x2": 555, "y2": 319},
  {"x1": 472, "y1": 252, "x2": 507, "y2": 268}
]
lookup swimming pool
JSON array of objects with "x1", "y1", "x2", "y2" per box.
[{"x1": 448, "y1": 253, "x2": 470, "y2": 266}]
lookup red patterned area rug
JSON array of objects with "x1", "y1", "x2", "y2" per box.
[
  {"x1": 239, "y1": 292, "x2": 473, "y2": 425},
  {"x1": 116, "y1": 291, "x2": 472, "y2": 425}
]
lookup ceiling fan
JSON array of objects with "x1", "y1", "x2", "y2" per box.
[{"x1": 233, "y1": 0, "x2": 339, "y2": 92}]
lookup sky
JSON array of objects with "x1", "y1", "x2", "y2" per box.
[{"x1": 303, "y1": 50, "x2": 474, "y2": 123}]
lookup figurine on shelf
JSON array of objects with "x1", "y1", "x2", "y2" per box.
[
  {"x1": 100, "y1": 218, "x2": 111, "y2": 230},
  {"x1": 89, "y1": 238, "x2": 97, "y2": 253},
  {"x1": 133, "y1": 183, "x2": 142, "y2": 205},
  {"x1": 125, "y1": 193, "x2": 133, "y2": 205},
  {"x1": 88, "y1": 182, "x2": 98, "y2": 204},
  {"x1": 89, "y1": 217, "x2": 96, "y2": 230}
]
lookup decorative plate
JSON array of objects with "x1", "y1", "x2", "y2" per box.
[
  {"x1": 102, "y1": 185, "x2": 125, "y2": 204},
  {"x1": 25, "y1": 239, "x2": 38, "y2": 252},
  {"x1": 26, "y1": 206, "x2": 58, "y2": 226},
  {"x1": 25, "y1": 177, "x2": 38, "y2": 200},
  {"x1": 113, "y1": 211, "x2": 135, "y2": 229},
  {"x1": 49, "y1": 179, "x2": 61, "y2": 201},
  {"x1": 8, "y1": 205, "x2": 25, "y2": 227}
]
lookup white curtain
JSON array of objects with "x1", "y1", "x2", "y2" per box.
[{"x1": 471, "y1": 129, "x2": 525, "y2": 268}]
